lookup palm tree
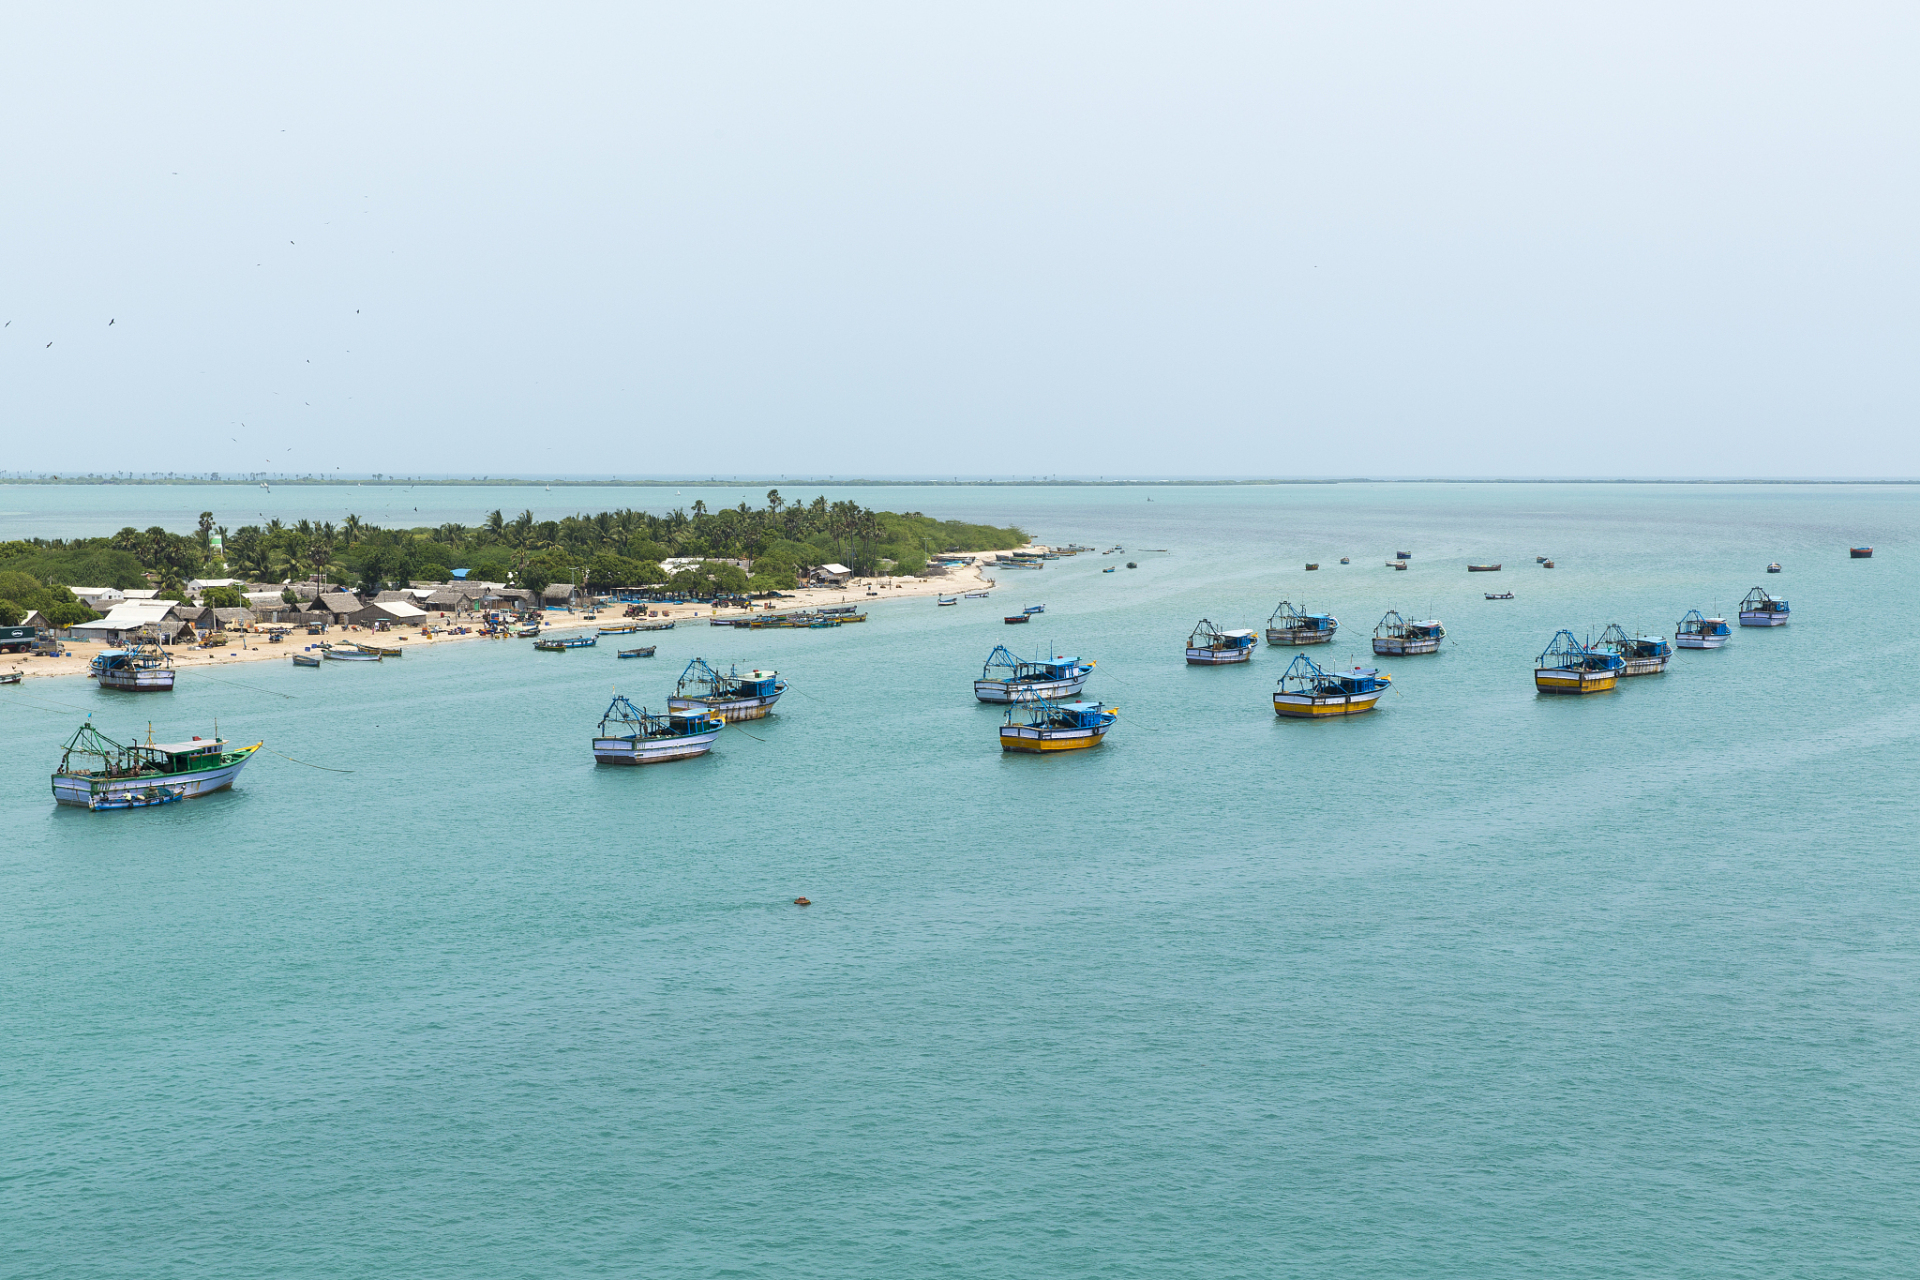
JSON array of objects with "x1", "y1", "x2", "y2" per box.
[
  {"x1": 485, "y1": 509, "x2": 506, "y2": 542},
  {"x1": 766, "y1": 489, "x2": 783, "y2": 516},
  {"x1": 343, "y1": 514, "x2": 363, "y2": 548}
]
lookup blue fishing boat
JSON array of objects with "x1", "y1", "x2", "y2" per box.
[
  {"x1": 591, "y1": 693, "x2": 723, "y2": 765},
  {"x1": 1372, "y1": 611, "x2": 1444, "y2": 655},
  {"x1": 1266, "y1": 601, "x2": 1336, "y2": 646},
  {"x1": 1598, "y1": 623, "x2": 1672, "y2": 675},
  {"x1": 534, "y1": 633, "x2": 597, "y2": 651},
  {"x1": 1675, "y1": 609, "x2": 1731, "y2": 649},
  {"x1": 999, "y1": 698, "x2": 1117, "y2": 753},
  {"x1": 93, "y1": 635, "x2": 175, "y2": 691},
  {"x1": 1739, "y1": 587, "x2": 1789, "y2": 627},
  {"x1": 1534, "y1": 630, "x2": 1623, "y2": 694},
  {"x1": 973, "y1": 646, "x2": 1095, "y2": 703},
  {"x1": 1186, "y1": 618, "x2": 1257, "y2": 665},
  {"x1": 1271, "y1": 654, "x2": 1391, "y2": 717},
  {"x1": 668, "y1": 658, "x2": 786, "y2": 721}
]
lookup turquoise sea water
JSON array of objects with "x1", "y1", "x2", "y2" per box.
[{"x1": 4, "y1": 484, "x2": 1918, "y2": 1278}]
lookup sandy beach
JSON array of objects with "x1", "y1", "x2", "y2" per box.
[{"x1": 5, "y1": 554, "x2": 1026, "y2": 683}]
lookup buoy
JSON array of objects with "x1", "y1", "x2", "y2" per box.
[{"x1": 793, "y1": 897, "x2": 811, "y2": 906}]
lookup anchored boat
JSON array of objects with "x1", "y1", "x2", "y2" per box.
[
  {"x1": 1675, "y1": 610, "x2": 1731, "y2": 649},
  {"x1": 599, "y1": 623, "x2": 640, "y2": 635},
  {"x1": 999, "y1": 698, "x2": 1117, "y2": 753},
  {"x1": 1468, "y1": 563, "x2": 1501, "y2": 572},
  {"x1": 591, "y1": 693, "x2": 723, "y2": 765},
  {"x1": 668, "y1": 658, "x2": 786, "y2": 721},
  {"x1": 291, "y1": 653, "x2": 320, "y2": 667},
  {"x1": 51, "y1": 723, "x2": 261, "y2": 810},
  {"x1": 617, "y1": 645, "x2": 657, "y2": 658},
  {"x1": 1271, "y1": 654, "x2": 1391, "y2": 717},
  {"x1": 1851, "y1": 547, "x2": 1874, "y2": 559},
  {"x1": 936, "y1": 596, "x2": 958, "y2": 606},
  {"x1": 1372, "y1": 611, "x2": 1445, "y2": 655},
  {"x1": 356, "y1": 642, "x2": 403, "y2": 657},
  {"x1": 534, "y1": 634, "x2": 597, "y2": 651},
  {"x1": 973, "y1": 645, "x2": 1095, "y2": 703},
  {"x1": 1186, "y1": 619, "x2": 1257, "y2": 665},
  {"x1": 1598, "y1": 623, "x2": 1672, "y2": 675},
  {"x1": 94, "y1": 635, "x2": 175, "y2": 691},
  {"x1": 1534, "y1": 630, "x2": 1623, "y2": 694},
  {"x1": 1738, "y1": 587, "x2": 1790, "y2": 627},
  {"x1": 322, "y1": 646, "x2": 380, "y2": 662},
  {"x1": 1265, "y1": 601, "x2": 1337, "y2": 646}
]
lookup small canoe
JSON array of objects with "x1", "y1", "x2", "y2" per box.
[
  {"x1": 635, "y1": 621, "x2": 676, "y2": 632},
  {"x1": 1305, "y1": 563, "x2": 1318, "y2": 571},
  {"x1": 617, "y1": 646, "x2": 657, "y2": 658},
  {"x1": 1340, "y1": 557, "x2": 1350, "y2": 564},
  {"x1": 1385, "y1": 561, "x2": 1407, "y2": 570},
  {"x1": 1767, "y1": 562, "x2": 1782, "y2": 573},
  {"x1": 599, "y1": 623, "x2": 639, "y2": 635},
  {"x1": 1004, "y1": 615, "x2": 1031, "y2": 624},
  {"x1": 1542, "y1": 560, "x2": 1555, "y2": 568},
  {"x1": 0, "y1": 671, "x2": 21, "y2": 685},
  {"x1": 1485, "y1": 592, "x2": 1514, "y2": 600},
  {"x1": 1851, "y1": 547, "x2": 1874, "y2": 558},
  {"x1": 1102, "y1": 566, "x2": 1116, "y2": 573},
  {"x1": 324, "y1": 649, "x2": 381, "y2": 662},
  {"x1": 1467, "y1": 564, "x2": 1501, "y2": 572},
  {"x1": 937, "y1": 597, "x2": 958, "y2": 606},
  {"x1": 1396, "y1": 552, "x2": 1412, "y2": 560},
  {"x1": 291, "y1": 653, "x2": 320, "y2": 667},
  {"x1": 356, "y1": 643, "x2": 403, "y2": 657},
  {"x1": 1024, "y1": 605, "x2": 1045, "y2": 614}
]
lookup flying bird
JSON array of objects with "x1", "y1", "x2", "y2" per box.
[
  {"x1": 108, "y1": 319, "x2": 114, "y2": 326},
  {"x1": 46, "y1": 342, "x2": 51, "y2": 348}
]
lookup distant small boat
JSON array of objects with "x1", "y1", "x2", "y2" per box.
[
  {"x1": 1305, "y1": 563, "x2": 1318, "y2": 571},
  {"x1": 534, "y1": 634, "x2": 597, "y2": 651},
  {"x1": 937, "y1": 596, "x2": 958, "y2": 606},
  {"x1": 1485, "y1": 592, "x2": 1514, "y2": 600},
  {"x1": 1386, "y1": 561, "x2": 1408, "y2": 570},
  {"x1": 1536, "y1": 556, "x2": 1549, "y2": 563},
  {"x1": 356, "y1": 643, "x2": 402, "y2": 657},
  {"x1": 1126, "y1": 562, "x2": 1137, "y2": 569},
  {"x1": 964, "y1": 591, "x2": 990, "y2": 598},
  {"x1": 617, "y1": 645, "x2": 657, "y2": 659},
  {"x1": 291, "y1": 653, "x2": 320, "y2": 667},
  {"x1": 518, "y1": 625, "x2": 541, "y2": 637},
  {"x1": 324, "y1": 648, "x2": 381, "y2": 662},
  {"x1": 1396, "y1": 552, "x2": 1411, "y2": 560},
  {"x1": 1851, "y1": 547, "x2": 1874, "y2": 559},
  {"x1": 634, "y1": 621, "x2": 676, "y2": 632},
  {"x1": 1339, "y1": 557, "x2": 1350, "y2": 564},
  {"x1": 1024, "y1": 605, "x2": 1045, "y2": 615},
  {"x1": 1676, "y1": 610, "x2": 1731, "y2": 649},
  {"x1": 1542, "y1": 560, "x2": 1555, "y2": 569},
  {"x1": 0, "y1": 671, "x2": 21, "y2": 685},
  {"x1": 1767, "y1": 563, "x2": 1782, "y2": 573},
  {"x1": 1468, "y1": 564, "x2": 1501, "y2": 572},
  {"x1": 1102, "y1": 566, "x2": 1116, "y2": 573},
  {"x1": 599, "y1": 623, "x2": 639, "y2": 635},
  {"x1": 1004, "y1": 614, "x2": 1030, "y2": 624}
]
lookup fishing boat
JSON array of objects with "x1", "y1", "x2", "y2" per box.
[
  {"x1": 1542, "y1": 560, "x2": 1555, "y2": 569},
  {"x1": 936, "y1": 596, "x2": 958, "y2": 606},
  {"x1": 1396, "y1": 551, "x2": 1412, "y2": 560},
  {"x1": 634, "y1": 621, "x2": 676, "y2": 631},
  {"x1": 0, "y1": 671, "x2": 22, "y2": 685},
  {"x1": 998, "y1": 558, "x2": 1044, "y2": 570},
  {"x1": 1271, "y1": 654, "x2": 1391, "y2": 717},
  {"x1": 1372, "y1": 611, "x2": 1445, "y2": 655},
  {"x1": 517, "y1": 624, "x2": 541, "y2": 637},
  {"x1": 1186, "y1": 619, "x2": 1258, "y2": 665},
  {"x1": 1024, "y1": 604, "x2": 1045, "y2": 615},
  {"x1": 1004, "y1": 612, "x2": 1031, "y2": 624},
  {"x1": 591, "y1": 693, "x2": 723, "y2": 765},
  {"x1": 95, "y1": 636, "x2": 175, "y2": 692},
  {"x1": 973, "y1": 646, "x2": 1096, "y2": 703},
  {"x1": 50, "y1": 723, "x2": 261, "y2": 810},
  {"x1": 1675, "y1": 610, "x2": 1732, "y2": 649},
  {"x1": 963, "y1": 591, "x2": 990, "y2": 598},
  {"x1": 999, "y1": 698, "x2": 1117, "y2": 753},
  {"x1": 1738, "y1": 587, "x2": 1790, "y2": 627},
  {"x1": 1485, "y1": 592, "x2": 1513, "y2": 600},
  {"x1": 1468, "y1": 563, "x2": 1501, "y2": 572},
  {"x1": 534, "y1": 634, "x2": 597, "y2": 651},
  {"x1": 1386, "y1": 560, "x2": 1408, "y2": 570},
  {"x1": 599, "y1": 623, "x2": 639, "y2": 635},
  {"x1": 1851, "y1": 547, "x2": 1874, "y2": 559},
  {"x1": 617, "y1": 645, "x2": 657, "y2": 659},
  {"x1": 356, "y1": 642, "x2": 403, "y2": 657},
  {"x1": 668, "y1": 658, "x2": 787, "y2": 721},
  {"x1": 1305, "y1": 563, "x2": 1318, "y2": 571},
  {"x1": 1265, "y1": 601, "x2": 1337, "y2": 646},
  {"x1": 291, "y1": 653, "x2": 320, "y2": 668},
  {"x1": 1536, "y1": 556, "x2": 1549, "y2": 563},
  {"x1": 1340, "y1": 557, "x2": 1350, "y2": 564},
  {"x1": 1767, "y1": 563, "x2": 1782, "y2": 573},
  {"x1": 322, "y1": 646, "x2": 381, "y2": 662},
  {"x1": 1102, "y1": 566, "x2": 1116, "y2": 573},
  {"x1": 1533, "y1": 630, "x2": 1623, "y2": 694},
  {"x1": 1597, "y1": 623, "x2": 1672, "y2": 675}
]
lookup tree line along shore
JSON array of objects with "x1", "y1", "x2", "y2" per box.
[{"x1": 0, "y1": 493, "x2": 1027, "y2": 628}]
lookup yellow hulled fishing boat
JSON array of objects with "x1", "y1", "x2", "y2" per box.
[
  {"x1": 1271, "y1": 654, "x2": 1391, "y2": 717},
  {"x1": 999, "y1": 698, "x2": 1117, "y2": 753},
  {"x1": 1533, "y1": 630, "x2": 1624, "y2": 694}
]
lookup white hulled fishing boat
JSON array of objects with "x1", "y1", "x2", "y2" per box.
[
  {"x1": 1185, "y1": 619, "x2": 1257, "y2": 665},
  {"x1": 668, "y1": 658, "x2": 787, "y2": 721},
  {"x1": 1265, "y1": 601, "x2": 1337, "y2": 645},
  {"x1": 972, "y1": 646, "x2": 1095, "y2": 703},
  {"x1": 1675, "y1": 610, "x2": 1731, "y2": 649},
  {"x1": 93, "y1": 635, "x2": 175, "y2": 691},
  {"x1": 591, "y1": 693, "x2": 723, "y2": 765},
  {"x1": 1597, "y1": 623, "x2": 1672, "y2": 675},
  {"x1": 50, "y1": 723, "x2": 261, "y2": 810},
  {"x1": 1371, "y1": 611, "x2": 1445, "y2": 655},
  {"x1": 1739, "y1": 587, "x2": 1790, "y2": 626}
]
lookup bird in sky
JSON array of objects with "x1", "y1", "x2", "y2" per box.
[
  {"x1": 108, "y1": 319, "x2": 114, "y2": 326},
  {"x1": 46, "y1": 342, "x2": 51, "y2": 348}
]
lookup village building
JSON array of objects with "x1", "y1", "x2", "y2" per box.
[
  {"x1": 68, "y1": 586, "x2": 125, "y2": 612},
  {"x1": 309, "y1": 592, "x2": 364, "y2": 626},
  {"x1": 352, "y1": 599, "x2": 428, "y2": 629},
  {"x1": 811, "y1": 563, "x2": 854, "y2": 585},
  {"x1": 67, "y1": 600, "x2": 188, "y2": 645}
]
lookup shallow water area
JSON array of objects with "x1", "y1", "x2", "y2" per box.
[{"x1": 4, "y1": 483, "x2": 1918, "y2": 1278}]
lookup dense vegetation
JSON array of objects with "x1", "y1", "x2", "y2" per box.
[{"x1": 0, "y1": 495, "x2": 1024, "y2": 610}]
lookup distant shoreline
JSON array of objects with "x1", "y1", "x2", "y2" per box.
[{"x1": 4, "y1": 476, "x2": 1919, "y2": 489}]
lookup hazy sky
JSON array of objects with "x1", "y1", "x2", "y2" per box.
[{"x1": 3, "y1": 3, "x2": 1915, "y2": 478}]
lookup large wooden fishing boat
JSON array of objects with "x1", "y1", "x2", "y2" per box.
[
  {"x1": 999, "y1": 698, "x2": 1116, "y2": 753},
  {"x1": 668, "y1": 658, "x2": 786, "y2": 721},
  {"x1": 51, "y1": 723, "x2": 261, "y2": 810},
  {"x1": 972, "y1": 646, "x2": 1095, "y2": 703},
  {"x1": 94, "y1": 635, "x2": 175, "y2": 691},
  {"x1": 1185, "y1": 618, "x2": 1257, "y2": 665},
  {"x1": 1675, "y1": 610, "x2": 1731, "y2": 649},
  {"x1": 1271, "y1": 654, "x2": 1391, "y2": 717},
  {"x1": 1738, "y1": 587, "x2": 1790, "y2": 626},
  {"x1": 591, "y1": 693, "x2": 723, "y2": 765},
  {"x1": 1534, "y1": 630, "x2": 1623, "y2": 694},
  {"x1": 1371, "y1": 611, "x2": 1444, "y2": 655},
  {"x1": 1597, "y1": 623, "x2": 1672, "y2": 675},
  {"x1": 1265, "y1": 601, "x2": 1337, "y2": 646}
]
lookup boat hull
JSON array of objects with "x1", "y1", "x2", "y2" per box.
[
  {"x1": 1534, "y1": 668, "x2": 1617, "y2": 694},
  {"x1": 1372, "y1": 637, "x2": 1441, "y2": 655},
  {"x1": 974, "y1": 672, "x2": 1090, "y2": 703},
  {"x1": 1265, "y1": 627, "x2": 1335, "y2": 646},
  {"x1": 52, "y1": 750, "x2": 257, "y2": 809},
  {"x1": 668, "y1": 692, "x2": 782, "y2": 722},
  {"x1": 1186, "y1": 647, "x2": 1252, "y2": 665},
  {"x1": 999, "y1": 723, "x2": 1110, "y2": 752},
  {"x1": 1272, "y1": 689, "x2": 1385, "y2": 717},
  {"x1": 1676, "y1": 633, "x2": 1728, "y2": 649},
  {"x1": 98, "y1": 667, "x2": 175, "y2": 691},
  {"x1": 592, "y1": 730, "x2": 720, "y2": 764},
  {"x1": 324, "y1": 650, "x2": 381, "y2": 661},
  {"x1": 1739, "y1": 610, "x2": 1789, "y2": 626},
  {"x1": 1619, "y1": 654, "x2": 1671, "y2": 676}
]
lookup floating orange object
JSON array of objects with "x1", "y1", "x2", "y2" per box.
[{"x1": 793, "y1": 897, "x2": 811, "y2": 906}]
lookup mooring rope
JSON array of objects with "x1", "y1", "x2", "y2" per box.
[{"x1": 271, "y1": 750, "x2": 354, "y2": 773}]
